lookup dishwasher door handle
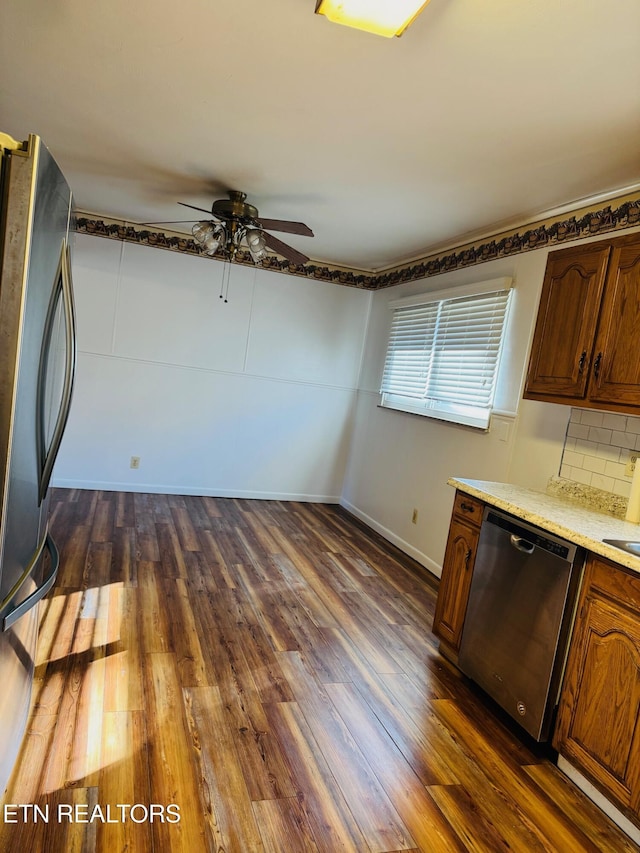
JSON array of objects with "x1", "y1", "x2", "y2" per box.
[{"x1": 510, "y1": 534, "x2": 535, "y2": 555}]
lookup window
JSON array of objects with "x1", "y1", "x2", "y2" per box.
[{"x1": 380, "y1": 278, "x2": 513, "y2": 429}]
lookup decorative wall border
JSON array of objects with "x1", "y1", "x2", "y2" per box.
[
  {"x1": 74, "y1": 216, "x2": 379, "y2": 290},
  {"x1": 375, "y1": 195, "x2": 640, "y2": 289},
  {"x1": 75, "y1": 193, "x2": 640, "y2": 291}
]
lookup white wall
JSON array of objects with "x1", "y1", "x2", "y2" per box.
[
  {"x1": 54, "y1": 234, "x2": 371, "y2": 500},
  {"x1": 58, "y1": 226, "x2": 639, "y2": 578},
  {"x1": 341, "y1": 248, "x2": 575, "y2": 575}
]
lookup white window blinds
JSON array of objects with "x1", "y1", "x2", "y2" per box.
[{"x1": 380, "y1": 280, "x2": 512, "y2": 429}]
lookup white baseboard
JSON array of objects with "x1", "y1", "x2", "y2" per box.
[
  {"x1": 51, "y1": 479, "x2": 340, "y2": 504},
  {"x1": 52, "y1": 481, "x2": 441, "y2": 577},
  {"x1": 340, "y1": 498, "x2": 441, "y2": 578}
]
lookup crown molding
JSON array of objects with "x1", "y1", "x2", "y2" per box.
[
  {"x1": 373, "y1": 182, "x2": 640, "y2": 272},
  {"x1": 74, "y1": 190, "x2": 640, "y2": 291}
]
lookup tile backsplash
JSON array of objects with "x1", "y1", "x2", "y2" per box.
[{"x1": 560, "y1": 409, "x2": 640, "y2": 498}]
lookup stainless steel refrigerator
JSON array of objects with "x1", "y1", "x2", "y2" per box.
[{"x1": 0, "y1": 133, "x2": 76, "y2": 793}]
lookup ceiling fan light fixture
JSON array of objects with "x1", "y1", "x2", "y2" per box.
[
  {"x1": 249, "y1": 246, "x2": 267, "y2": 264},
  {"x1": 246, "y1": 229, "x2": 268, "y2": 264},
  {"x1": 202, "y1": 232, "x2": 223, "y2": 255},
  {"x1": 315, "y1": 0, "x2": 431, "y2": 38},
  {"x1": 192, "y1": 221, "x2": 214, "y2": 243},
  {"x1": 246, "y1": 229, "x2": 266, "y2": 250},
  {"x1": 192, "y1": 221, "x2": 226, "y2": 255},
  {"x1": 179, "y1": 192, "x2": 312, "y2": 266}
]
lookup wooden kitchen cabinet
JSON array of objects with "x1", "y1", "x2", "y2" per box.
[
  {"x1": 553, "y1": 554, "x2": 640, "y2": 823},
  {"x1": 524, "y1": 243, "x2": 610, "y2": 399},
  {"x1": 433, "y1": 491, "x2": 483, "y2": 657},
  {"x1": 589, "y1": 238, "x2": 640, "y2": 408},
  {"x1": 524, "y1": 233, "x2": 640, "y2": 413}
]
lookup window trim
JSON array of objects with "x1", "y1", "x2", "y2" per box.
[
  {"x1": 387, "y1": 277, "x2": 512, "y2": 310},
  {"x1": 380, "y1": 277, "x2": 513, "y2": 430}
]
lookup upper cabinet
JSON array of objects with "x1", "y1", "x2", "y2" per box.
[
  {"x1": 524, "y1": 233, "x2": 640, "y2": 413},
  {"x1": 590, "y1": 238, "x2": 640, "y2": 408}
]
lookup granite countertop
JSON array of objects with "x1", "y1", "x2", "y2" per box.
[{"x1": 448, "y1": 477, "x2": 640, "y2": 574}]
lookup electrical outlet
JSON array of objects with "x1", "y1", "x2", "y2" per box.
[
  {"x1": 626, "y1": 453, "x2": 638, "y2": 477},
  {"x1": 130, "y1": 456, "x2": 140, "y2": 469},
  {"x1": 411, "y1": 508, "x2": 418, "y2": 524}
]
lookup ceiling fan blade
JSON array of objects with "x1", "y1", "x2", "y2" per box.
[
  {"x1": 258, "y1": 218, "x2": 314, "y2": 237},
  {"x1": 140, "y1": 219, "x2": 199, "y2": 225},
  {"x1": 262, "y1": 232, "x2": 310, "y2": 265},
  {"x1": 178, "y1": 201, "x2": 211, "y2": 214},
  {"x1": 178, "y1": 201, "x2": 221, "y2": 219}
]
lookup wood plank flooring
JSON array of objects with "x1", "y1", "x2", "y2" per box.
[{"x1": 0, "y1": 489, "x2": 637, "y2": 852}]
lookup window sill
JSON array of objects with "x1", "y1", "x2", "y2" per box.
[{"x1": 378, "y1": 396, "x2": 490, "y2": 430}]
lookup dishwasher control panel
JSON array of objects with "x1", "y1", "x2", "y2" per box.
[{"x1": 485, "y1": 510, "x2": 574, "y2": 561}]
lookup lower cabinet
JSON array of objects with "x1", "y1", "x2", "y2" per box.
[
  {"x1": 435, "y1": 493, "x2": 640, "y2": 825},
  {"x1": 433, "y1": 491, "x2": 483, "y2": 656},
  {"x1": 554, "y1": 554, "x2": 640, "y2": 823}
]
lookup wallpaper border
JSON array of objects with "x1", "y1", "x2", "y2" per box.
[{"x1": 75, "y1": 192, "x2": 640, "y2": 290}]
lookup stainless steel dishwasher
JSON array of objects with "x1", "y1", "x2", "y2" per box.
[{"x1": 458, "y1": 507, "x2": 583, "y2": 741}]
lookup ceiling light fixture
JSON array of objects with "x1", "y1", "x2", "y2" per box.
[
  {"x1": 245, "y1": 228, "x2": 268, "y2": 264},
  {"x1": 192, "y1": 221, "x2": 225, "y2": 256},
  {"x1": 192, "y1": 219, "x2": 266, "y2": 264},
  {"x1": 141, "y1": 191, "x2": 312, "y2": 267},
  {"x1": 315, "y1": 0, "x2": 431, "y2": 38}
]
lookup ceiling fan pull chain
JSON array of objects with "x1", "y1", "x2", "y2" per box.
[{"x1": 219, "y1": 259, "x2": 231, "y2": 303}]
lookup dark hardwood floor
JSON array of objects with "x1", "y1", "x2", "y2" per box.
[{"x1": 0, "y1": 488, "x2": 636, "y2": 852}]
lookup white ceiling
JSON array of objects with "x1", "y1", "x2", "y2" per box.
[{"x1": 2, "y1": 0, "x2": 639, "y2": 272}]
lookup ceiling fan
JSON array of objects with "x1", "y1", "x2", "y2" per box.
[{"x1": 144, "y1": 190, "x2": 314, "y2": 266}]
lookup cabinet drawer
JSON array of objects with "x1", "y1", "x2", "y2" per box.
[
  {"x1": 588, "y1": 555, "x2": 640, "y2": 613},
  {"x1": 452, "y1": 492, "x2": 483, "y2": 527}
]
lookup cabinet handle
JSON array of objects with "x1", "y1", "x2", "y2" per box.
[
  {"x1": 464, "y1": 548, "x2": 472, "y2": 567},
  {"x1": 593, "y1": 352, "x2": 603, "y2": 379},
  {"x1": 460, "y1": 502, "x2": 475, "y2": 514},
  {"x1": 578, "y1": 350, "x2": 587, "y2": 374}
]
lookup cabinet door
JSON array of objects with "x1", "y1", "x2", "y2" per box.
[
  {"x1": 589, "y1": 237, "x2": 640, "y2": 407},
  {"x1": 524, "y1": 244, "x2": 610, "y2": 399},
  {"x1": 554, "y1": 566, "x2": 640, "y2": 815},
  {"x1": 433, "y1": 515, "x2": 479, "y2": 651}
]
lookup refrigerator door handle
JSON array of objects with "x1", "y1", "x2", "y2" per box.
[
  {"x1": 37, "y1": 239, "x2": 77, "y2": 504},
  {"x1": 0, "y1": 534, "x2": 59, "y2": 631}
]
